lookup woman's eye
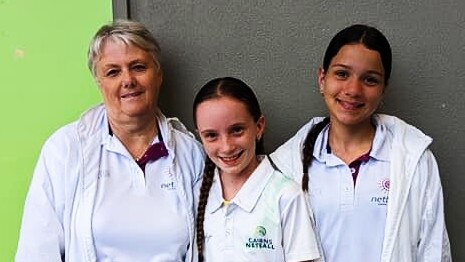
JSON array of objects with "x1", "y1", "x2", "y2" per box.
[
  {"x1": 105, "y1": 69, "x2": 119, "y2": 77},
  {"x1": 132, "y1": 64, "x2": 147, "y2": 72}
]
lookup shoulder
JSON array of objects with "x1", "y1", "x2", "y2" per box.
[
  {"x1": 271, "y1": 117, "x2": 326, "y2": 179},
  {"x1": 288, "y1": 117, "x2": 327, "y2": 143},
  {"x1": 266, "y1": 170, "x2": 304, "y2": 202},
  {"x1": 41, "y1": 120, "x2": 80, "y2": 156},
  {"x1": 165, "y1": 117, "x2": 204, "y2": 157},
  {"x1": 375, "y1": 114, "x2": 432, "y2": 146},
  {"x1": 31, "y1": 119, "x2": 82, "y2": 194},
  {"x1": 375, "y1": 114, "x2": 435, "y2": 174},
  {"x1": 273, "y1": 117, "x2": 326, "y2": 154},
  {"x1": 158, "y1": 114, "x2": 205, "y2": 183},
  {"x1": 42, "y1": 104, "x2": 108, "y2": 155}
]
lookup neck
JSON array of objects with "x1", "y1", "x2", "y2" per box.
[
  {"x1": 220, "y1": 156, "x2": 259, "y2": 201},
  {"x1": 328, "y1": 119, "x2": 375, "y2": 164},
  {"x1": 108, "y1": 114, "x2": 158, "y2": 160}
]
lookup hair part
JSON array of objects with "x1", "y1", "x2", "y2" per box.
[
  {"x1": 87, "y1": 19, "x2": 161, "y2": 77},
  {"x1": 322, "y1": 24, "x2": 392, "y2": 85}
]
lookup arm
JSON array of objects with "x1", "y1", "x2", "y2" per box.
[
  {"x1": 16, "y1": 135, "x2": 68, "y2": 261},
  {"x1": 281, "y1": 187, "x2": 321, "y2": 262},
  {"x1": 416, "y1": 150, "x2": 451, "y2": 262}
]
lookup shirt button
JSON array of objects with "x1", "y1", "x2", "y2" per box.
[{"x1": 350, "y1": 167, "x2": 356, "y2": 174}]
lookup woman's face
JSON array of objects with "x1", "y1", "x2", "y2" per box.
[
  {"x1": 95, "y1": 40, "x2": 162, "y2": 121},
  {"x1": 318, "y1": 43, "x2": 385, "y2": 128},
  {"x1": 195, "y1": 97, "x2": 265, "y2": 178}
]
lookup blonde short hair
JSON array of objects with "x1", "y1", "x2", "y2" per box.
[{"x1": 87, "y1": 19, "x2": 161, "y2": 77}]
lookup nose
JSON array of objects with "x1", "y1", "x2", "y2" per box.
[
  {"x1": 344, "y1": 78, "x2": 362, "y2": 96},
  {"x1": 219, "y1": 136, "x2": 235, "y2": 153},
  {"x1": 121, "y1": 70, "x2": 135, "y2": 88}
]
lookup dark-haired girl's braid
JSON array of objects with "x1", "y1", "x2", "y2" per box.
[
  {"x1": 196, "y1": 157, "x2": 216, "y2": 262},
  {"x1": 301, "y1": 117, "x2": 330, "y2": 192}
]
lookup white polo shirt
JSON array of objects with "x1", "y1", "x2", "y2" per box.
[
  {"x1": 92, "y1": 133, "x2": 189, "y2": 261},
  {"x1": 309, "y1": 122, "x2": 391, "y2": 262},
  {"x1": 203, "y1": 157, "x2": 320, "y2": 262}
]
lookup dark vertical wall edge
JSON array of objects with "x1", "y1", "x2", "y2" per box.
[{"x1": 112, "y1": 0, "x2": 129, "y2": 19}]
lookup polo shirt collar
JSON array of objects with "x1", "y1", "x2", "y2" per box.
[
  {"x1": 207, "y1": 156, "x2": 275, "y2": 213},
  {"x1": 100, "y1": 109, "x2": 173, "y2": 160},
  {"x1": 370, "y1": 115, "x2": 391, "y2": 162},
  {"x1": 313, "y1": 116, "x2": 391, "y2": 165}
]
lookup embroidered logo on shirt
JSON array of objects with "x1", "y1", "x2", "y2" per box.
[
  {"x1": 160, "y1": 181, "x2": 176, "y2": 190},
  {"x1": 370, "y1": 178, "x2": 390, "y2": 205},
  {"x1": 379, "y1": 178, "x2": 390, "y2": 193},
  {"x1": 245, "y1": 226, "x2": 275, "y2": 249}
]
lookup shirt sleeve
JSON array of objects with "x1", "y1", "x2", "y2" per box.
[
  {"x1": 280, "y1": 186, "x2": 320, "y2": 262},
  {"x1": 415, "y1": 150, "x2": 451, "y2": 262},
  {"x1": 16, "y1": 133, "x2": 68, "y2": 262}
]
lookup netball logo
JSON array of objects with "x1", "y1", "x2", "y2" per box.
[
  {"x1": 379, "y1": 178, "x2": 390, "y2": 193},
  {"x1": 371, "y1": 178, "x2": 390, "y2": 206},
  {"x1": 255, "y1": 226, "x2": 266, "y2": 237},
  {"x1": 245, "y1": 225, "x2": 275, "y2": 249}
]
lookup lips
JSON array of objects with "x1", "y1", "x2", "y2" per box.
[
  {"x1": 121, "y1": 91, "x2": 143, "y2": 99},
  {"x1": 219, "y1": 150, "x2": 243, "y2": 165},
  {"x1": 337, "y1": 99, "x2": 364, "y2": 110}
]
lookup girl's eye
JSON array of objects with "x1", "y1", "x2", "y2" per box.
[
  {"x1": 364, "y1": 76, "x2": 381, "y2": 86},
  {"x1": 203, "y1": 132, "x2": 217, "y2": 141},
  {"x1": 334, "y1": 70, "x2": 349, "y2": 79},
  {"x1": 231, "y1": 126, "x2": 244, "y2": 136}
]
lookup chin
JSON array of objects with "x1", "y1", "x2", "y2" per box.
[
  {"x1": 338, "y1": 116, "x2": 372, "y2": 127},
  {"x1": 123, "y1": 105, "x2": 153, "y2": 117}
]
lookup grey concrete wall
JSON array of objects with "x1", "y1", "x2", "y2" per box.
[{"x1": 115, "y1": 0, "x2": 465, "y2": 259}]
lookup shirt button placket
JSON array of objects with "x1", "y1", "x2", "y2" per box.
[
  {"x1": 223, "y1": 208, "x2": 235, "y2": 261},
  {"x1": 340, "y1": 167, "x2": 355, "y2": 211}
]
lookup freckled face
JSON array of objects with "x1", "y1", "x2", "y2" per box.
[
  {"x1": 95, "y1": 40, "x2": 162, "y2": 121},
  {"x1": 195, "y1": 97, "x2": 265, "y2": 178},
  {"x1": 318, "y1": 44, "x2": 385, "y2": 128}
]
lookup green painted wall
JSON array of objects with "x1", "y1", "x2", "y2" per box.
[{"x1": 0, "y1": 1, "x2": 112, "y2": 260}]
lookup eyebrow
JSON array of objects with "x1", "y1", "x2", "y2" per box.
[
  {"x1": 198, "y1": 129, "x2": 216, "y2": 135},
  {"x1": 102, "y1": 59, "x2": 147, "y2": 67},
  {"x1": 331, "y1": 64, "x2": 383, "y2": 77}
]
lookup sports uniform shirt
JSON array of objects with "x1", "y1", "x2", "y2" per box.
[
  {"x1": 92, "y1": 133, "x2": 189, "y2": 261},
  {"x1": 15, "y1": 104, "x2": 205, "y2": 262},
  {"x1": 203, "y1": 157, "x2": 320, "y2": 262},
  {"x1": 271, "y1": 114, "x2": 451, "y2": 261},
  {"x1": 309, "y1": 121, "x2": 391, "y2": 262}
]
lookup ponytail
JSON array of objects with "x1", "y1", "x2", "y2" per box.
[{"x1": 301, "y1": 117, "x2": 330, "y2": 192}]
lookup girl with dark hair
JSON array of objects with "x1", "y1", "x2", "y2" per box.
[
  {"x1": 194, "y1": 77, "x2": 320, "y2": 262},
  {"x1": 271, "y1": 24, "x2": 451, "y2": 261}
]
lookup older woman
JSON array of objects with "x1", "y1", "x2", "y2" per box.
[{"x1": 16, "y1": 20, "x2": 204, "y2": 261}]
